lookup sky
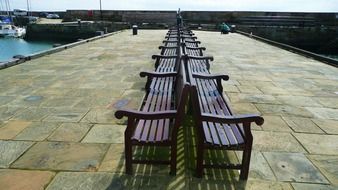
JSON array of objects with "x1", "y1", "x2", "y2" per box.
[{"x1": 4, "y1": 0, "x2": 338, "y2": 12}]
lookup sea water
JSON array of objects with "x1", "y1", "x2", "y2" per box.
[{"x1": 0, "y1": 38, "x2": 64, "y2": 62}]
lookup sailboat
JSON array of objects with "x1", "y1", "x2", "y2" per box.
[{"x1": 0, "y1": 0, "x2": 26, "y2": 38}]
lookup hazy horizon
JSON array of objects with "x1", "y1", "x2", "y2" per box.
[{"x1": 3, "y1": 0, "x2": 338, "y2": 12}]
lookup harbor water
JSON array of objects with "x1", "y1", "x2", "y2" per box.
[{"x1": 0, "y1": 38, "x2": 68, "y2": 62}]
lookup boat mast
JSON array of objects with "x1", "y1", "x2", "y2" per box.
[
  {"x1": 0, "y1": 0, "x2": 4, "y2": 14},
  {"x1": 26, "y1": 0, "x2": 32, "y2": 16},
  {"x1": 26, "y1": 0, "x2": 29, "y2": 16},
  {"x1": 5, "y1": 0, "x2": 10, "y2": 16}
]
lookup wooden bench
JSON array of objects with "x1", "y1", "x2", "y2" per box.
[
  {"x1": 115, "y1": 61, "x2": 189, "y2": 175},
  {"x1": 186, "y1": 62, "x2": 264, "y2": 179},
  {"x1": 184, "y1": 40, "x2": 201, "y2": 48},
  {"x1": 184, "y1": 55, "x2": 213, "y2": 73},
  {"x1": 159, "y1": 46, "x2": 179, "y2": 56},
  {"x1": 152, "y1": 55, "x2": 178, "y2": 72},
  {"x1": 182, "y1": 45, "x2": 206, "y2": 57},
  {"x1": 162, "y1": 40, "x2": 179, "y2": 47}
]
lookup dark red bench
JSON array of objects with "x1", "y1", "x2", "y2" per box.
[
  {"x1": 186, "y1": 62, "x2": 264, "y2": 179},
  {"x1": 115, "y1": 61, "x2": 189, "y2": 175}
]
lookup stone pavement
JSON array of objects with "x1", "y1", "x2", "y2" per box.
[{"x1": 0, "y1": 30, "x2": 337, "y2": 189}]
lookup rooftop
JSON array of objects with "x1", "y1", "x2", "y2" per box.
[{"x1": 0, "y1": 30, "x2": 337, "y2": 189}]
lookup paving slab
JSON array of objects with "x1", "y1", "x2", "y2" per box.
[
  {"x1": 43, "y1": 108, "x2": 89, "y2": 122},
  {"x1": 236, "y1": 151, "x2": 276, "y2": 181},
  {"x1": 237, "y1": 85, "x2": 263, "y2": 94},
  {"x1": 81, "y1": 108, "x2": 118, "y2": 124},
  {"x1": 137, "y1": 174, "x2": 188, "y2": 190},
  {"x1": 46, "y1": 172, "x2": 136, "y2": 190},
  {"x1": 82, "y1": 124, "x2": 125, "y2": 143},
  {"x1": 292, "y1": 183, "x2": 338, "y2": 190},
  {"x1": 7, "y1": 95, "x2": 47, "y2": 107},
  {"x1": 222, "y1": 84, "x2": 240, "y2": 93},
  {"x1": 312, "y1": 119, "x2": 338, "y2": 134},
  {"x1": 282, "y1": 116, "x2": 324, "y2": 133},
  {"x1": 12, "y1": 142, "x2": 109, "y2": 171},
  {"x1": 252, "y1": 131, "x2": 306, "y2": 153},
  {"x1": 40, "y1": 97, "x2": 80, "y2": 108},
  {"x1": 308, "y1": 154, "x2": 338, "y2": 185},
  {"x1": 11, "y1": 107, "x2": 52, "y2": 121},
  {"x1": 227, "y1": 93, "x2": 281, "y2": 104},
  {"x1": 0, "y1": 96, "x2": 15, "y2": 105},
  {"x1": 231, "y1": 103, "x2": 261, "y2": 114},
  {"x1": 0, "y1": 121, "x2": 32, "y2": 139},
  {"x1": 256, "y1": 104, "x2": 314, "y2": 117},
  {"x1": 47, "y1": 123, "x2": 92, "y2": 142},
  {"x1": 234, "y1": 180, "x2": 293, "y2": 190},
  {"x1": 0, "y1": 169, "x2": 55, "y2": 190},
  {"x1": 276, "y1": 95, "x2": 322, "y2": 107},
  {"x1": 260, "y1": 115, "x2": 292, "y2": 132},
  {"x1": 0, "y1": 140, "x2": 33, "y2": 168},
  {"x1": 305, "y1": 107, "x2": 338, "y2": 120},
  {"x1": 189, "y1": 178, "x2": 236, "y2": 190},
  {"x1": 313, "y1": 97, "x2": 338, "y2": 109},
  {"x1": 263, "y1": 152, "x2": 328, "y2": 184},
  {"x1": 73, "y1": 96, "x2": 113, "y2": 109},
  {"x1": 99, "y1": 144, "x2": 125, "y2": 173},
  {"x1": 293, "y1": 133, "x2": 338, "y2": 155},
  {"x1": 15, "y1": 122, "x2": 61, "y2": 141},
  {"x1": 258, "y1": 86, "x2": 290, "y2": 95},
  {"x1": 0, "y1": 106, "x2": 24, "y2": 121}
]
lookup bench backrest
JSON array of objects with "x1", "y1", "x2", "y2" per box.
[{"x1": 172, "y1": 58, "x2": 190, "y2": 136}]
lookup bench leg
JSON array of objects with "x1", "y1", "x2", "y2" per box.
[
  {"x1": 125, "y1": 140, "x2": 133, "y2": 175},
  {"x1": 196, "y1": 143, "x2": 204, "y2": 178},
  {"x1": 239, "y1": 145, "x2": 252, "y2": 180},
  {"x1": 170, "y1": 143, "x2": 177, "y2": 175}
]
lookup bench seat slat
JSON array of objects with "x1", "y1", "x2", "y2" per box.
[
  {"x1": 132, "y1": 76, "x2": 174, "y2": 143},
  {"x1": 162, "y1": 77, "x2": 174, "y2": 141},
  {"x1": 188, "y1": 59, "x2": 246, "y2": 147},
  {"x1": 201, "y1": 78, "x2": 244, "y2": 146},
  {"x1": 147, "y1": 77, "x2": 167, "y2": 142},
  {"x1": 198, "y1": 79, "x2": 230, "y2": 146},
  {"x1": 195, "y1": 79, "x2": 221, "y2": 145},
  {"x1": 200, "y1": 78, "x2": 236, "y2": 146}
]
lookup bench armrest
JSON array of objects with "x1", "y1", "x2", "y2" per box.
[
  {"x1": 163, "y1": 40, "x2": 178, "y2": 43},
  {"x1": 192, "y1": 73, "x2": 229, "y2": 81},
  {"x1": 151, "y1": 55, "x2": 177, "y2": 59},
  {"x1": 201, "y1": 113, "x2": 264, "y2": 126},
  {"x1": 185, "y1": 40, "x2": 201, "y2": 44},
  {"x1": 186, "y1": 46, "x2": 206, "y2": 51},
  {"x1": 182, "y1": 36, "x2": 197, "y2": 39},
  {"x1": 158, "y1": 46, "x2": 178, "y2": 49},
  {"x1": 115, "y1": 109, "x2": 177, "y2": 120},
  {"x1": 181, "y1": 32, "x2": 194, "y2": 36},
  {"x1": 140, "y1": 71, "x2": 177, "y2": 78},
  {"x1": 165, "y1": 35, "x2": 178, "y2": 37},
  {"x1": 186, "y1": 55, "x2": 214, "y2": 61}
]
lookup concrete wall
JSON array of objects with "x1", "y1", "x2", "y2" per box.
[
  {"x1": 181, "y1": 11, "x2": 338, "y2": 26},
  {"x1": 237, "y1": 26, "x2": 338, "y2": 54},
  {"x1": 63, "y1": 10, "x2": 177, "y2": 24},
  {"x1": 63, "y1": 10, "x2": 338, "y2": 26},
  {"x1": 26, "y1": 10, "x2": 338, "y2": 53},
  {"x1": 26, "y1": 22, "x2": 128, "y2": 41}
]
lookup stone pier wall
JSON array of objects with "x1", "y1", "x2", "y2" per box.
[{"x1": 26, "y1": 22, "x2": 129, "y2": 41}]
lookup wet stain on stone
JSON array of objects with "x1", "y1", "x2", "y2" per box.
[
  {"x1": 58, "y1": 114, "x2": 79, "y2": 118},
  {"x1": 113, "y1": 99, "x2": 130, "y2": 109},
  {"x1": 24, "y1": 96, "x2": 43, "y2": 102}
]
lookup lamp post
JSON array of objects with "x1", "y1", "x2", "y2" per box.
[{"x1": 99, "y1": 0, "x2": 102, "y2": 20}]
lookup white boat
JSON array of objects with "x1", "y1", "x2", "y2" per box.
[
  {"x1": 0, "y1": 23, "x2": 26, "y2": 38},
  {"x1": 0, "y1": 0, "x2": 27, "y2": 38}
]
